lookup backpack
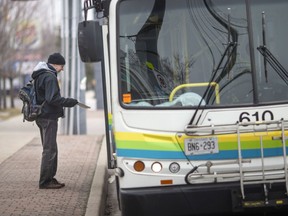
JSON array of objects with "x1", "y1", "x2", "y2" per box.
[{"x1": 18, "y1": 79, "x2": 45, "y2": 122}]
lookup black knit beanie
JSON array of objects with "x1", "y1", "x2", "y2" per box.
[{"x1": 47, "y1": 53, "x2": 66, "y2": 65}]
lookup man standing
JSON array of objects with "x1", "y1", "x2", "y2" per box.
[{"x1": 32, "y1": 53, "x2": 78, "y2": 189}]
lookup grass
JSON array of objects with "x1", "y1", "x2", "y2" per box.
[{"x1": 0, "y1": 108, "x2": 21, "y2": 121}]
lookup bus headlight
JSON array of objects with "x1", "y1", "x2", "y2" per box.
[
  {"x1": 151, "y1": 162, "x2": 162, "y2": 173},
  {"x1": 169, "y1": 162, "x2": 180, "y2": 173}
]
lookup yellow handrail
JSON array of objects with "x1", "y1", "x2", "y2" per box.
[{"x1": 169, "y1": 82, "x2": 220, "y2": 104}]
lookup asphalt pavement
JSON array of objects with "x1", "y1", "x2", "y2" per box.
[{"x1": 0, "y1": 94, "x2": 108, "y2": 216}]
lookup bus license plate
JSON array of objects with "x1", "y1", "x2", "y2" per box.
[{"x1": 184, "y1": 137, "x2": 219, "y2": 155}]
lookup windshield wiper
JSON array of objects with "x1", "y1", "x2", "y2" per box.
[
  {"x1": 257, "y1": 12, "x2": 288, "y2": 85},
  {"x1": 189, "y1": 7, "x2": 237, "y2": 125},
  {"x1": 257, "y1": 46, "x2": 288, "y2": 85},
  {"x1": 261, "y1": 11, "x2": 268, "y2": 83},
  {"x1": 188, "y1": 6, "x2": 238, "y2": 126},
  {"x1": 188, "y1": 41, "x2": 237, "y2": 125}
]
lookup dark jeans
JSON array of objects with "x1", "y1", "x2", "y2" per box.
[{"x1": 36, "y1": 118, "x2": 58, "y2": 186}]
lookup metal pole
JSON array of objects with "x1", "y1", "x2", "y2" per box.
[{"x1": 60, "y1": 0, "x2": 87, "y2": 135}]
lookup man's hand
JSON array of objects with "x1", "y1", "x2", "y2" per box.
[{"x1": 65, "y1": 98, "x2": 78, "y2": 107}]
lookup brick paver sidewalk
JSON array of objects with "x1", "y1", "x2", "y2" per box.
[{"x1": 0, "y1": 135, "x2": 103, "y2": 216}]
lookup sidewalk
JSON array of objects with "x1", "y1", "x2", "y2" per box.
[{"x1": 0, "y1": 108, "x2": 107, "y2": 216}]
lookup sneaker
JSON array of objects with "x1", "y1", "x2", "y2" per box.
[{"x1": 39, "y1": 180, "x2": 65, "y2": 189}]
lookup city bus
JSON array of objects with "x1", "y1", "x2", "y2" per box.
[{"x1": 78, "y1": 0, "x2": 288, "y2": 215}]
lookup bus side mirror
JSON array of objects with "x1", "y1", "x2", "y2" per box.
[{"x1": 78, "y1": 21, "x2": 103, "y2": 62}]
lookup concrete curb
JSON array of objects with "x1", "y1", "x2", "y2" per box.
[{"x1": 85, "y1": 136, "x2": 108, "y2": 216}]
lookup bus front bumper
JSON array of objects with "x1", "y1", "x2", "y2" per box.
[{"x1": 120, "y1": 182, "x2": 288, "y2": 216}]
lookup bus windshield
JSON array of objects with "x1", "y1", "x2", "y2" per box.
[{"x1": 118, "y1": 0, "x2": 288, "y2": 108}]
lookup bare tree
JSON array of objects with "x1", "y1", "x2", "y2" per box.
[{"x1": 0, "y1": 0, "x2": 39, "y2": 109}]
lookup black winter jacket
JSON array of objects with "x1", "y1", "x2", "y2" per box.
[{"x1": 31, "y1": 62, "x2": 76, "y2": 120}]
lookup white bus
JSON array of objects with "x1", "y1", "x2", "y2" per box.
[{"x1": 78, "y1": 0, "x2": 288, "y2": 215}]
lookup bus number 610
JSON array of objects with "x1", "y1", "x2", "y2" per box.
[{"x1": 239, "y1": 110, "x2": 274, "y2": 123}]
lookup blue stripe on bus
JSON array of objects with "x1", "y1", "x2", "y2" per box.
[{"x1": 116, "y1": 148, "x2": 287, "y2": 160}]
